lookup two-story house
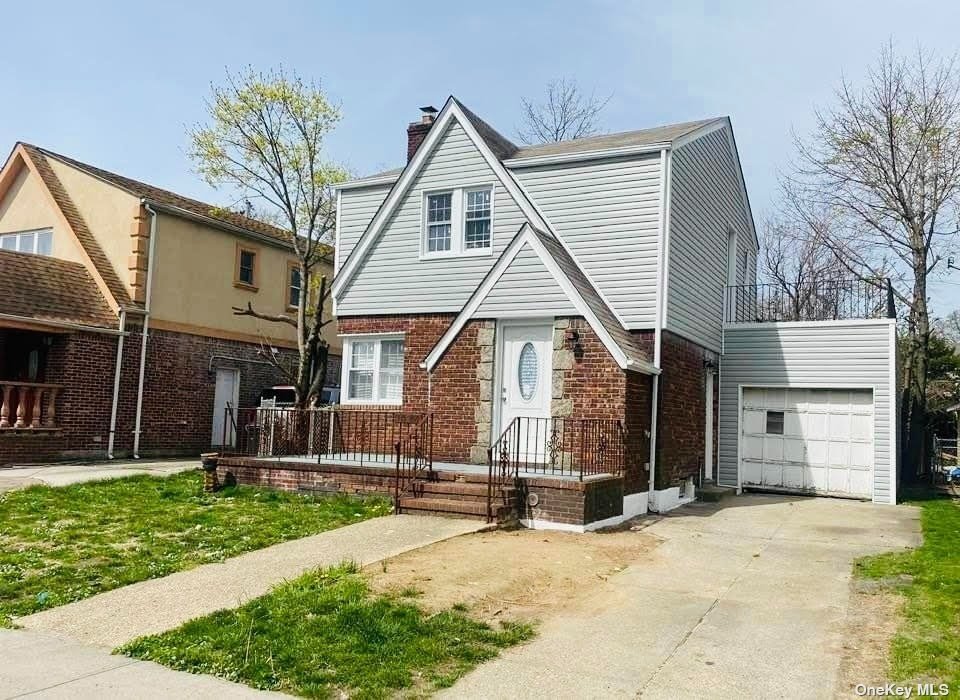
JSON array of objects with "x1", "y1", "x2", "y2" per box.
[
  {"x1": 0, "y1": 142, "x2": 340, "y2": 465},
  {"x1": 214, "y1": 97, "x2": 898, "y2": 531}
]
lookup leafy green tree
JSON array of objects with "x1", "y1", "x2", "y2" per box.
[{"x1": 189, "y1": 67, "x2": 347, "y2": 407}]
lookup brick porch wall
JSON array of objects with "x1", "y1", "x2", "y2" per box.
[{"x1": 2, "y1": 327, "x2": 307, "y2": 466}]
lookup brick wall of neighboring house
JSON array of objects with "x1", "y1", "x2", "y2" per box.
[
  {"x1": 1, "y1": 326, "x2": 310, "y2": 466},
  {"x1": 640, "y1": 329, "x2": 719, "y2": 488}
]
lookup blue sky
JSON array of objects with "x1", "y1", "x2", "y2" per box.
[{"x1": 3, "y1": 0, "x2": 960, "y2": 315}]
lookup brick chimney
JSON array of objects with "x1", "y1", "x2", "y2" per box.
[{"x1": 407, "y1": 105, "x2": 437, "y2": 162}]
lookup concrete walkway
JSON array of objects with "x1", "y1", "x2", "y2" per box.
[
  {"x1": 0, "y1": 459, "x2": 196, "y2": 492},
  {"x1": 443, "y1": 495, "x2": 921, "y2": 699},
  {"x1": 17, "y1": 515, "x2": 490, "y2": 648},
  {"x1": 0, "y1": 628, "x2": 286, "y2": 698}
]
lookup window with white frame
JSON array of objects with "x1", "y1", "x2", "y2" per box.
[
  {"x1": 422, "y1": 186, "x2": 493, "y2": 256},
  {"x1": 0, "y1": 228, "x2": 52, "y2": 256},
  {"x1": 343, "y1": 335, "x2": 405, "y2": 404}
]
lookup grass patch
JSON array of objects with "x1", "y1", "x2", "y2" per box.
[
  {"x1": 119, "y1": 563, "x2": 534, "y2": 699},
  {"x1": 854, "y1": 492, "x2": 960, "y2": 686},
  {"x1": 0, "y1": 471, "x2": 390, "y2": 626}
]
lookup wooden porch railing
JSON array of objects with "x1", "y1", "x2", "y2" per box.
[{"x1": 0, "y1": 381, "x2": 62, "y2": 430}]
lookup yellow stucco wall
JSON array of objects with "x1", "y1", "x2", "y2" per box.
[
  {"x1": 0, "y1": 165, "x2": 86, "y2": 264},
  {"x1": 46, "y1": 157, "x2": 140, "y2": 299},
  {"x1": 149, "y1": 212, "x2": 340, "y2": 352}
]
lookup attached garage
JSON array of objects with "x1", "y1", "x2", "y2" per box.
[
  {"x1": 718, "y1": 319, "x2": 898, "y2": 505},
  {"x1": 740, "y1": 387, "x2": 874, "y2": 498}
]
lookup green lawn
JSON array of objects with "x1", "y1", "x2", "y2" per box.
[
  {"x1": 0, "y1": 471, "x2": 391, "y2": 626},
  {"x1": 854, "y1": 493, "x2": 960, "y2": 687},
  {"x1": 119, "y1": 563, "x2": 534, "y2": 699}
]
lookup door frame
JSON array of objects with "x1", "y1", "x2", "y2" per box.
[
  {"x1": 213, "y1": 368, "x2": 241, "y2": 446},
  {"x1": 492, "y1": 318, "x2": 553, "y2": 443},
  {"x1": 736, "y1": 383, "x2": 876, "y2": 497}
]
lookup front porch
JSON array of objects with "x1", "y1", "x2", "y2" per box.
[{"x1": 215, "y1": 406, "x2": 633, "y2": 529}]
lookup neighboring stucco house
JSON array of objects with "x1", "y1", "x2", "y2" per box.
[
  {"x1": 0, "y1": 142, "x2": 340, "y2": 465},
  {"x1": 328, "y1": 98, "x2": 899, "y2": 525}
]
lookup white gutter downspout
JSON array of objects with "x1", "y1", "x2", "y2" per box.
[
  {"x1": 107, "y1": 308, "x2": 127, "y2": 458},
  {"x1": 133, "y1": 202, "x2": 158, "y2": 458},
  {"x1": 649, "y1": 147, "x2": 672, "y2": 503}
]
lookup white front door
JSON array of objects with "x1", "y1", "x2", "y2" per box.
[
  {"x1": 740, "y1": 387, "x2": 874, "y2": 498},
  {"x1": 498, "y1": 323, "x2": 553, "y2": 461},
  {"x1": 212, "y1": 369, "x2": 240, "y2": 447}
]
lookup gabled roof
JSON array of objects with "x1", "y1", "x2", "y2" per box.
[
  {"x1": 29, "y1": 145, "x2": 295, "y2": 248},
  {"x1": 423, "y1": 224, "x2": 657, "y2": 374},
  {"x1": 0, "y1": 249, "x2": 117, "y2": 329}
]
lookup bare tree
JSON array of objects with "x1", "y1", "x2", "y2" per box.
[
  {"x1": 189, "y1": 66, "x2": 347, "y2": 408},
  {"x1": 517, "y1": 78, "x2": 611, "y2": 144},
  {"x1": 785, "y1": 42, "x2": 960, "y2": 474}
]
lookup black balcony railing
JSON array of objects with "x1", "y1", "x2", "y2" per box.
[{"x1": 724, "y1": 278, "x2": 895, "y2": 324}]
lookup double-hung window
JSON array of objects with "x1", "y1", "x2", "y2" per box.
[
  {"x1": 287, "y1": 262, "x2": 302, "y2": 309},
  {"x1": 422, "y1": 186, "x2": 493, "y2": 257},
  {"x1": 342, "y1": 335, "x2": 405, "y2": 405}
]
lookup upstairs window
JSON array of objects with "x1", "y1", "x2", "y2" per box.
[
  {"x1": 422, "y1": 186, "x2": 494, "y2": 257},
  {"x1": 235, "y1": 243, "x2": 259, "y2": 290},
  {"x1": 287, "y1": 262, "x2": 302, "y2": 309},
  {"x1": 0, "y1": 228, "x2": 52, "y2": 256}
]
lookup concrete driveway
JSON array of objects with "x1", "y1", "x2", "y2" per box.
[
  {"x1": 445, "y1": 494, "x2": 921, "y2": 699},
  {"x1": 0, "y1": 459, "x2": 196, "y2": 492}
]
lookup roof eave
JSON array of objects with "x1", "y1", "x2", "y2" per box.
[{"x1": 504, "y1": 141, "x2": 670, "y2": 168}]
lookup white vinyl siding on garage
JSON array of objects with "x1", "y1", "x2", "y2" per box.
[
  {"x1": 337, "y1": 120, "x2": 526, "y2": 315},
  {"x1": 513, "y1": 154, "x2": 662, "y2": 327},
  {"x1": 667, "y1": 127, "x2": 754, "y2": 351},
  {"x1": 718, "y1": 320, "x2": 896, "y2": 504},
  {"x1": 474, "y1": 241, "x2": 577, "y2": 318},
  {"x1": 337, "y1": 184, "x2": 391, "y2": 273}
]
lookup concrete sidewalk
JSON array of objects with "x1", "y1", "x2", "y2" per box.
[
  {"x1": 17, "y1": 514, "x2": 490, "y2": 648},
  {"x1": 0, "y1": 459, "x2": 196, "y2": 492},
  {"x1": 0, "y1": 628, "x2": 287, "y2": 698},
  {"x1": 442, "y1": 495, "x2": 921, "y2": 699}
]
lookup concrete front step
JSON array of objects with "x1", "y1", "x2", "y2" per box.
[
  {"x1": 699, "y1": 484, "x2": 736, "y2": 502},
  {"x1": 398, "y1": 496, "x2": 490, "y2": 519},
  {"x1": 410, "y1": 479, "x2": 512, "y2": 502}
]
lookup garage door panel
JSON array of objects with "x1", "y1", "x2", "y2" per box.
[{"x1": 740, "y1": 386, "x2": 874, "y2": 499}]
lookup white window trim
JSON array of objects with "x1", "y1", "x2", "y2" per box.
[
  {"x1": 419, "y1": 184, "x2": 495, "y2": 260},
  {"x1": 0, "y1": 228, "x2": 53, "y2": 255},
  {"x1": 339, "y1": 333, "x2": 406, "y2": 406}
]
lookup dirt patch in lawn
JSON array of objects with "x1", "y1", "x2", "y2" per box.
[
  {"x1": 364, "y1": 525, "x2": 659, "y2": 624},
  {"x1": 834, "y1": 580, "x2": 903, "y2": 698}
]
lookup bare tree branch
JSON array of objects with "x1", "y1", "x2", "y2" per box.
[{"x1": 516, "y1": 78, "x2": 611, "y2": 144}]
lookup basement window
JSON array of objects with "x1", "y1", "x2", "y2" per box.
[{"x1": 765, "y1": 410, "x2": 785, "y2": 435}]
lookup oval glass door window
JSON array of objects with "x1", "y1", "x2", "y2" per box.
[{"x1": 518, "y1": 342, "x2": 538, "y2": 401}]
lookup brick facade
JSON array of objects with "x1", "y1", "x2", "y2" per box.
[
  {"x1": 519, "y1": 475, "x2": 624, "y2": 526},
  {"x1": 0, "y1": 326, "x2": 322, "y2": 466}
]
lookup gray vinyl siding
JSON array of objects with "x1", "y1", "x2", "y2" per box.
[
  {"x1": 667, "y1": 127, "x2": 754, "y2": 351},
  {"x1": 718, "y1": 320, "x2": 896, "y2": 504},
  {"x1": 513, "y1": 154, "x2": 662, "y2": 327},
  {"x1": 337, "y1": 120, "x2": 526, "y2": 315},
  {"x1": 475, "y1": 241, "x2": 576, "y2": 318},
  {"x1": 337, "y1": 184, "x2": 390, "y2": 274}
]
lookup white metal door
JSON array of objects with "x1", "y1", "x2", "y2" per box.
[
  {"x1": 741, "y1": 387, "x2": 874, "y2": 498},
  {"x1": 212, "y1": 369, "x2": 240, "y2": 447},
  {"x1": 498, "y1": 323, "x2": 553, "y2": 460}
]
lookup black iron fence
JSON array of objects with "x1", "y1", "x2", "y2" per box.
[
  {"x1": 219, "y1": 407, "x2": 432, "y2": 472},
  {"x1": 725, "y1": 278, "x2": 895, "y2": 324}
]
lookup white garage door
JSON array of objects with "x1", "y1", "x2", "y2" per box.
[{"x1": 741, "y1": 387, "x2": 874, "y2": 498}]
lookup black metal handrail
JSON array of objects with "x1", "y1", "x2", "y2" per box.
[
  {"x1": 486, "y1": 416, "x2": 625, "y2": 522},
  {"x1": 724, "y1": 278, "x2": 895, "y2": 324}
]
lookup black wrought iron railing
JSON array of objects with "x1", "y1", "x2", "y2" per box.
[
  {"x1": 486, "y1": 416, "x2": 625, "y2": 520},
  {"x1": 724, "y1": 278, "x2": 895, "y2": 324},
  {"x1": 220, "y1": 407, "x2": 432, "y2": 470}
]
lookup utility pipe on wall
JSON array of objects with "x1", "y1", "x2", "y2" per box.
[
  {"x1": 106, "y1": 308, "x2": 127, "y2": 458},
  {"x1": 648, "y1": 374, "x2": 660, "y2": 496},
  {"x1": 133, "y1": 201, "x2": 158, "y2": 459}
]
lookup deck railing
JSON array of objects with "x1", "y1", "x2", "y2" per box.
[
  {"x1": 724, "y1": 278, "x2": 895, "y2": 324},
  {"x1": 221, "y1": 407, "x2": 433, "y2": 467},
  {"x1": 487, "y1": 416, "x2": 624, "y2": 521},
  {"x1": 0, "y1": 381, "x2": 61, "y2": 430}
]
